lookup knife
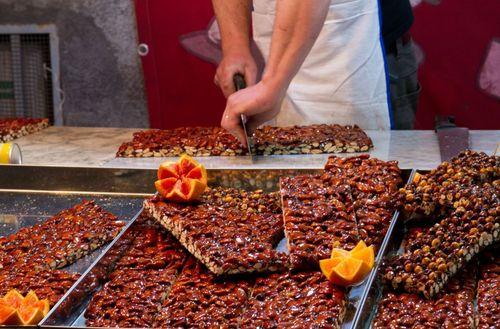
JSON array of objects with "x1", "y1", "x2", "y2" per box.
[
  {"x1": 233, "y1": 73, "x2": 255, "y2": 156},
  {"x1": 435, "y1": 115, "x2": 470, "y2": 162}
]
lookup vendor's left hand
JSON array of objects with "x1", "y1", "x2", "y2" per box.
[{"x1": 221, "y1": 79, "x2": 285, "y2": 146}]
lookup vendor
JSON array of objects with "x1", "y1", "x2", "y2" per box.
[{"x1": 212, "y1": 0, "x2": 415, "y2": 144}]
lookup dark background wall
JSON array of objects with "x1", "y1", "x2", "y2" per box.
[{"x1": 0, "y1": 0, "x2": 149, "y2": 128}]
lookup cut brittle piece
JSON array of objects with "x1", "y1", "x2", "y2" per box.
[
  {"x1": 324, "y1": 155, "x2": 403, "y2": 250},
  {"x1": 0, "y1": 118, "x2": 49, "y2": 142},
  {"x1": 383, "y1": 184, "x2": 499, "y2": 298},
  {"x1": 114, "y1": 226, "x2": 186, "y2": 272},
  {"x1": 116, "y1": 127, "x2": 246, "y2": 157},
  {"x1": 280, "y1": 174, "x2": 358, "y2": 270},
  {"x1": 477, "y1": 253, "x2": 500, "y2": 329},
  {"x1": 239, "y1": 271, "x2": 347, "y2": 328},
  {"x1": 0, "y1": 268, "x2": 80, "y2": 307},
  {"x1": 400, "y1": 150, "x2": 499, "y2": 217},
  {"x1": 253, "y1": 124, "x2": 372, "y2": 155},
  {"x1": 0, "y1": 200, "x2": 125, "y2": 271},
  {"x1": 144, "y1": 187, "x2": 288, "y2": 275},
  {"x1": 154, "y1": 259, "x2": 252, "y2": 328},
  {"x1": 85, "y1": 268, "x2": 178, "y2": 328},
  {"x1": 373, "y1": 264, "x2": 476, "y2": 328}
]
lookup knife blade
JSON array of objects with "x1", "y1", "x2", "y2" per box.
[
  {"x1": 233, "y1": 73, "x2": 255, "y2": 156},
  {"x1": 435, "y1": 116, "x2": 470, "y2": 161}
]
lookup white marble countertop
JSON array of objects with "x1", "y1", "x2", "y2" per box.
[{"x1": 11, "y1": 127, "x2": 500, "y2": 170}]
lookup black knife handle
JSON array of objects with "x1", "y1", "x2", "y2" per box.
[{"x1": 233, "y1": 73, "x2": 246, "y2": 91}]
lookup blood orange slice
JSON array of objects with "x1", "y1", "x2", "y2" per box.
[
  {"x1": 18, "y1": 291, "x2": 44, "y2": 325},
  {"x1": 0, "y1": 300, "x2": 21, "y2": 325},
  {"x1": 2, "y1": 289, "x2": 24, "y2": 309},
  {"x1": 36, "y1": 299, "x2": 50, "y2": 316},
  {"x1": 17, "y1": 305, "x2": 44, "y2": 325},
  {"x1": 155, "y1": 155, "x2": 207, "y2": 202}
]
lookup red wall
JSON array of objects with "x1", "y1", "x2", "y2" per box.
[
  {"x1": 412, "y1": 0, "x2": 500, "y2": 129},
  {"x1": 136, "y1": 1, "x2": 500, "y2": 130},
  {"x1": 135, "y1": 0, "x2": 226, "y2": 129}
]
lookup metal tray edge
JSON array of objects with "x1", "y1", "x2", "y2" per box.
[
  {"x1": 39, "y1": 206, "x2": 144, "y2": 328},
  {"x1": 350, "y1": 169, "x2": 417, "y2": 329}
]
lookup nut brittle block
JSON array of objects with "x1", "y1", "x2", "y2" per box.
[
  {"x1": 154, "y1": 259, "x2": 252, "y2": 328},
  {"x1": 280, "y1": 174, "x2": 358, "y2": 269},
  {"x1": 85, "y1": 268, "x2": 178, "y2": 328},
  {"x1": 239, "y1": 271, "x2": 347, "y2": 328},
  {"x1": 374, "y1": 265, "x2": 476, "y2": 329},
  {"x1": 145, "y1": 187, "x2": 288, "y2": 275}
]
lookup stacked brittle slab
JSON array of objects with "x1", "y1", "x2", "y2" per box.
[
  {"x1": 154, "y1": 258, "x2": 253, "y2": 328},
  {"x1": 240, "y1": 271, "x2": 347, "y2": 328},
  {"x1": 383, "y1": 151, "x2": 499, "y2": 298},
  {"x1": 0, "y1": 201, "x2": 124, "y2": 306},
  {"x1": 476, "y1": 253, "x2": 499, "y2": 329},
  {"x1": 280, "y1": 155, "x2": 403, "y2": 270},
  {"x1": 324, "y1": 155, "x2": 403, "y2": 250},
  {"x1": 0, "y1": 118, "x2": 49, "y2": 142},
  {"x1": 144, "y1": 187, "x2": 288, "y2": 275},
  {"x1": 280, "y1": 174, "x2": 358, "y2": 269},
  {"x1": 85, "y1": 222, "x2": 187, "y2": 328},
  {"x1": 116, "y1": 124, "x2": 373, "y2": 157},
  {"x1": 374, "y1": 263, "x2": 476, "y2": 328}
]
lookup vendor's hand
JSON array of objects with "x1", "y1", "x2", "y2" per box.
[
  {"x1": 214, "y1": 50, "x2": 257, "y2": 98},
  {"x1": 221, "y1": 79, "x2": 285, "y2": 146}
]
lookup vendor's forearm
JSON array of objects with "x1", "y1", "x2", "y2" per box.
[
  {"x1": 212, "y1": 0, "x2": 252, "y2": 54},
  {"x1": 263, "y1": 0, "x2": 330, "y2": 87}
]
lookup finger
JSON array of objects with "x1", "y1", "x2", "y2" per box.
[
  {"x1": 221, "y1": 111, "x2": 248, "y2": 146},
  {"x1": 213, "y1": 74, "x2": 220, "y2": 87},
  {"x1": 220, "y1": 76, "x2": 236, "y2": 98}
]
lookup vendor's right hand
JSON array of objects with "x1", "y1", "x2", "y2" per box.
[{"x1": 214, "y1": 50, "x2": 257, "y2": 98}]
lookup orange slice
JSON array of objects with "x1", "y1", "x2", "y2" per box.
[
  {"x1": 0, "y1": 300, "x2": 21, "y2": 325},
  {"x1": 329, "y1": 257, "x2": 371, "y2": 287},
  {"x1": 351, "y1": 245, "x2": 375, "y2": 268},
  {"x1": 36, "y1": 299, "x2": 50, "y2": 316},
  {"x1": 17, "y1": 305, "x2": 44, "y2": 325},
  {"x1": 319, "y1": 257, "x2": 344, "y2": 279},
  {"x1": 349, "y1": 240, "x2": 367, "y2": 255},
  {"x1": 22, "y1": 291, "x2": 39, "y2": 306},
  {"x1": 2, "y1": 289, "x2": 24, "y2": 309},
  {"x1": 330, "y1": 248, "x2": 349, "y2": 259},
  {"x1": 155, "y1": 155, "x2": 208, "y2": 203}
]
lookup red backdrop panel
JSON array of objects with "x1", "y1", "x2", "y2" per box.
[
  {"x1": 135, "y1": 0, "x2": 226, "y2": 129},
  {"x1": 412, "y1": 0, "x2": 500, "y2": 129}
]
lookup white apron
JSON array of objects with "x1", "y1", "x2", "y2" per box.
[{"x1": 252, "y1": 0, "x2": 391, "y2": 130}]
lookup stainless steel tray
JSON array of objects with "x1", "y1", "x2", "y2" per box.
[
  {"x1": 0, "y1": 166, "x2": 156, "y2": 328},
  {"x1": 39, "y1": 168, "x2": 414, "y2": 329}
]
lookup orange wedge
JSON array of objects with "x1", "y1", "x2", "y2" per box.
[
  {"x1": 17, "y1": 305, "x2": 44, "y2": 325},
  {"x1": 331, "y1": 248, "x2": 349, "y2": 259},
  {"x1": 351, "y1": 245, "x2": 375, "y2": 268},
  {"x1": 36, "y1": 299, "x2": 50, "y2": 316},
  {"x1": 0, "y1": 300, "x2": 21, "y2": 325},
  {"x1": 2, "y1": 289, "x2": 24, "y2": 309},
  {"x1": 319, "y1": 257, "x2": 344, "y2": 278},
  {"x1": 349, "y1": 240, "x2": 367, "y2": 255},
  {"x1": 22, "y1": 291, "x2": 39, "y2": 306},
  {"x1": 329, "y1": 257, "x2": 371, "y2": 287},
  {"x1": 321, "y1": 240, "x2": 375, "y2": 287}
]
